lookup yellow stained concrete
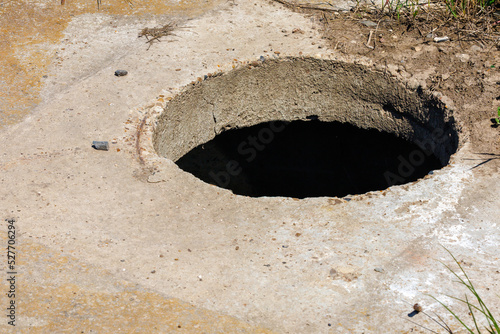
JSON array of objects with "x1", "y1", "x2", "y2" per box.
[
  {"x1": 0, "y1": 0, "x2": 224, "y2": 128},
  {"x1": 0, "y1": 234, "x2": 275, "y2": 332}
]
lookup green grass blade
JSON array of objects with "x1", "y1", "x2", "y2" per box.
[
  {"x1": 444, "y1": 0, "x2": 458, "y2": 17},
  {"x1": 465, "y1": 294, "x2": 482, "y2": 333},
  {"x1": 446, "y1": 294, "x2": 487, "y2": 314},
  {"x1": 451, "y1": 270, "x2": 500, "y2": 332},
  {"x1": 440, "y1": 247, "x2": 479, "y2": 297},
  {"x1": 437, "y1": 259, "x2": 472, "y2": 292},
  {"x1": 427, "y1": 295, "x2": 475, "y2": 333},
  {"x1": 432, "y1": 311, "x2": 454, "y2": 333},
  {"x1": 476, "y1": 293, "x2": 500, "y2": 333},
  {"x1": 440, "y1": 246, "x2": 500, "y2": 333}
]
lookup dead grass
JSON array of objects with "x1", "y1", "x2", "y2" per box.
[
  {"x1": 372, "y1": 0, "x2": 500, "y2": 45},
  {"x1": 271, "y1": 0, "x2": 500, "y2": 47},
  {"x1": 138, "y1": 23, "x2": 176, "y2": 50},
  {"x1": 271, "y1": 0, "x2": 338, "y2": 11}
]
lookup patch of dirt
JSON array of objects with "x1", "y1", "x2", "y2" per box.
[{"x1": 294, "y1": 6, "x2": 500, "y2": 167}]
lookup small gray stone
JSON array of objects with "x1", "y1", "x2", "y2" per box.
[
  {"x1": 434, "y1": 36, "x2": 449, "y2": 43},
  {"x1": 374, "y1": 267, "x2": 384, "y2": 273},
  {"x1": 92, "y1": 141, "x2": 109, "y2": 151},
  {"x1": 470, "y1": 45, "x2": 482, "y2": 52},
  {"x1": 359, "y1": 20, "x2": 377, "y2": 27},
  {"x1": 438, "y1": 47, "x2": 448, "y2": 54},
  {"x1": 114, "y1": 70, "x2": 128, "y2": 77},
  {"x1": 456, "y1": 53, "x2": 470, "y2": 62}
]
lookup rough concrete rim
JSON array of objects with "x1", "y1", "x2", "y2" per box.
[
  {"x1": 147, "y1": 56, "x2": 463, "y2": 200},
  {"x1": 153, "y1": 56, "x2": 460, "y2": 169}
]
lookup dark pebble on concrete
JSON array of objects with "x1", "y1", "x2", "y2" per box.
[
  {"x1": 114, "y1": 70, "x2": 128, "y2": 77},
  {"x1": 92, "y1": 141, "x2": 109, "y2": 151}
]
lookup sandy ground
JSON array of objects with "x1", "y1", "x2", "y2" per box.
[{"x1": 0, "y1": 0, "x2": 499, "y2": 333}]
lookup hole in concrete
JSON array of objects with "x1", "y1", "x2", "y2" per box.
[
  {"x1": 175, "y1": 120, "x2": 443, "y2": 198},
  {"x1": 154, "y1": 57, "x2": 460, "y2": 198}
]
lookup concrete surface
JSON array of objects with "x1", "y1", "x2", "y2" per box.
[
  {"x1": 0, "y1": 0, "x2": 227, "y2": 128},
  {"x1": 0, "y1": 0, "x2": 499, "y2": 333}
]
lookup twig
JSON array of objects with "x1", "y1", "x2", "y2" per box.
[
  {"x1": 402, "y1": 315, "x2": 440, "y2": 334},
  {"x1": 139, "y1": 23, "x2": 177, "y2": 50},
  {"x1": 366, "y1": 30, "x2": 374, "y2": 48},
  {"x1": 94, "y1": 0, "x2": 133, "y2": 9},
  {"x1": 423, "y1": 310, "x2": 454, "y2": 333},
  {"x1": 365, "y1": 19, "x2": 382, "y2": 50},
  {"x1": 271, "y1": 0, "x2": 338, "y2": 12}
]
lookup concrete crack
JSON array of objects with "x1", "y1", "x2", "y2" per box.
[
  {"x1": 212, "y1": 110, "x2": 217, "y2": 135},
  {"x1": 204, "y1": 96, "x2": 217, "y2": 135}
]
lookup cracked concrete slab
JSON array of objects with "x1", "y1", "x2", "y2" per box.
[{"x1": 0, "y1": 0, "x2": 499, "y2": 333}]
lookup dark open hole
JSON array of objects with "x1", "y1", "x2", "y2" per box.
[{"x1": 175, "y1": 120, "x2": 443, "y2": 198}]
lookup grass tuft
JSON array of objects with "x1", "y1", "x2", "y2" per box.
[
  {"x1": 380, "y1": 0, "x2": 499, "y2": 20},
  {"x1": 426, "y1": 246, "x2": 499, "y2": 334},
  {"x1": 492, "y1": 106, "x2": 500, "y2": 127},
  {"x1": 357, "y1": 0, "x2": 500, "y2": 45}
]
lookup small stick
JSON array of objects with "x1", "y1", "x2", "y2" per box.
[
  {"x1": 272, "y1": 0, "x2": 338, "y2": 12},
  {"x1": 333, "y1": 41, "x2": 340, "y2": 51},
  {"x1": 366, "y1": 30, "x2": 374, "y2": 49}
]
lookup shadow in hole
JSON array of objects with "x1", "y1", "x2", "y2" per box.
[{"x1": 176, "y1": 120, "x2": 443, "y2": 198}]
